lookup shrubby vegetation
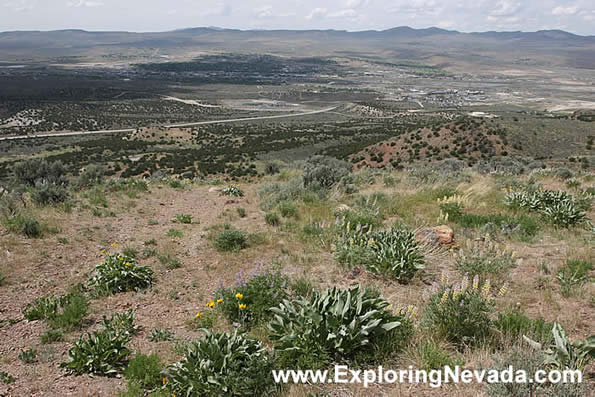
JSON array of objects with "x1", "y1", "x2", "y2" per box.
[
  {"x1": 164, "y1": 330, "x2": 277, "y2": 396},
  {"x1": 269, "y1": 285, "x2": 412, "y2": 368},
  {"x1": 334, "y1": 222, "x2": 425, "y2": 282},
  {"x1": 88, "y1": 253, "x2": 154, "y2": 295}
]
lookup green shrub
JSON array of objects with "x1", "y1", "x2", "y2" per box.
[
  {"x1": 269, "y1": 285, "x2": 409, "y2": 368},
  {"x1": 124, "y1": 353, "x2": 163, "y2": 390},
  {"x1": 557, "y1": 259, "x2": 592, "y2": 297},
  {"x1": 505, "y1": 188, "x2": 590, "y2": 228},
  {"x1": 88, "y1": 253, "x2": 153, "y2": 295},
  {"x1": 24, "y1": 291, "x2": 88, "y2": 332},
  {"x1": 278, "y1": 201, "x2": 298, "y2": 218},
  {"x1": 423, "y1": 275, "x2": 499, "y2": 348},
  {"x1": 61, "y1": 329, "x2": 131, "y2": 376},
  {"x1": 303, "y1": 155, "x2": 351, "y2": 189},
  {"x1": 290, "y1": 277, "x2": 314, "y2": 299},
  {"x1": 418, "y1": 341, "x2": 464, "y2": 371},
  {"x1": 264, "y1": 212, "x2": 280, "y2": 226},
  {"x1": 0, "y1": 371, "x2": 14, "y2": 384},
  {"x1": 164, "y1": 330, "x2": 276, "y2": 396},
  {"x1": 258, "y1": 177, "x2": 308, "y2": 210},
  {"x1": 216, "y1": 267, "x2": 288, "y2": 326},
  {"x1": 149, "y1": 328, "x2": 173, "y2": 342},
  {"x1": 31, "y1": 182, "x2": 69, "y2": 205},
  {"x1": 102, "y1": 310, "x2": 139, "y2": 337},
  {"x1": 236, "y1": 207, "x2": 247, "y2": 218},
  {"x1": 220, "y1": 184, "x2": 244, "y2": 197},
  {"x1": 335, "y1": 224, "x2": 424, "y2": 283},
  {"x1": 41, "y1": 329, "x2": 64, "y2": 344},
  {"x1": 48, "y1": 292, "x2": 89, "y2": 332},
  {"x1": 494, "y1": 311, "x2": 553, "y2": 344},
  {"x1": 2, "y1": 213, "x2": 43, "y2": 238},
  {"x1": 454, "y1": 238, "x2": 518, "y2": 278},
  {"x1": 18, "y1": 348, "x2": 37, "y2": 364},
  {"x1": 173, "y1": 214, "x2": 192, "y2": 224},
  {"x1": 214, "y1": 228, "x2": 248, "y2": 252},
  {"x1": 166, "y1": 228, "x2": 183, "y2": 238},
  {"x1": 73, "y1": 164, "x2": 105, "y2": 189},
  {"x1": 158, "y1": 253, "x2": 181, "y2": 269},
  {"x1": 13, "y1": 158, "x2": 68, "y2": 187}
]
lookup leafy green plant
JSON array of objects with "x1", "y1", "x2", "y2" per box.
[
  {"x1": 41, "y1": 329, "x2": 64, "y2": 344},
  {"x1": 216, "y1": 267, "x2": 288, "y2": 326},
  {"x1": 418, "y1": 341, "x2": 464, "y2": 371},
  {"x1": 236, "y1": 207, "x2": 247, "y2": 218},
  {"x1": 166, "y1": 228, "x2": 183, "y2": 238},
  {"x1": 268, "y1": 285, "x2": 408, "y2": 367},
  {"x1": 454, "y1": 237, "x2": 518, "y2": 278},
  {"x1": 423, "y1": 275, "x2": 501, "y2": 348},
  {"x1": 214, "y1": 228, "x2": 248, "y2": 252},
  {"x1": 264, "y1": 212, "x2": 280, "y2": 226},
  {"x1": 557, "y1": 259, "x2": 592, "y2": 297},
  {"x1": 0, "y1": 371, "x2": 15, "y2": 384},
  {"x1": 61, "y1": 329, "x2": 132, "y2": 376},
  {"x1": 88, "y1": 253, "x2": 153, "y2": 295},
  {"x1": 124, "y1": 353, "x2": 163, "y2": 390},
  {"x1": 220, "y1": 184, "x2": 244, "y2": 197},
  {"x1": 24, "y1": 291, "x2": 88, "y2": 332},
  {"x1": 102, "y1": 310, "x2": 139, "y2": 337},
  {"x1": 278, "y1": 201, "x2": 298, "y2": 218},
  {"x1": 18, "y1": 348, "x2": 37, "y2": 364},
  {"x1": 2, "y1": 213, "x2": 43, "y2": 238},
  {"x1": 335, "y1": 223, "x2": 425, "y2": 282},
  {"x1": 164, "y1": 330, "x2": 276, "y2": 396},
  {"x1": 494, "y1": 311, "x2": 553, "y2": 344},
  {"x1": 158, "y1": 253, "x2": 181, "y2": 269},
  {"x1": 524, "y1": 323, "x2": 595, "y2": 371},
  {"x1": 149, "y1": 328, "x2": 173, "y2": 342},
  {"x1": 173, "y1": 214, "x2": 192, "y2": 224}
]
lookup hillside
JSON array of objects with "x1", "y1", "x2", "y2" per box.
[{"x1": 0, "y1": 158, "x2": 593, "y2": 395}]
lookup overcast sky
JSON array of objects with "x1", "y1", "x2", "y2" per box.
[{"x1": 1, "y1": 0, "x2": 594, "y2": 35}]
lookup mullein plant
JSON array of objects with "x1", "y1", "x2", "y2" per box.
[{"x1": 423, "y1": 272, "x2": 508, "y2": 348}]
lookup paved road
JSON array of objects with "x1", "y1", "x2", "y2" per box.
[{"x1": 0, "y1": 106, "x2": 339, "y2": 141}]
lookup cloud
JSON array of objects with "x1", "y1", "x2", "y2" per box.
[
  {"x1": 551, "y1": 6, "x2": 578, "y2": 16},
  {"x1": 389, "y1": 0, "x2": 440, "y2": 16},
  {"x1": 4, "y1": 0, "x2": 35, "y2": 12},
  {"x1": 346, "y1": 0, "x2": 370, "y2": 8},
  {"x1": 489, "y1": 0, "x2": 521, "y2": 17},
  {"x1": 254, "y1": 5, "x2": 294, "y2": 19},
  {"x1": 199, "y1": 2, "x2": 232, "y2": 17},
  {"x1": 305, "y1": 7, "x2": 327, "y2": 20},
  {"x1": 328, "y1": 9, "x2": 357, "y2": 18},
  {"x1": 67, "y1": 0, "x2": 104, "y2": 7}
]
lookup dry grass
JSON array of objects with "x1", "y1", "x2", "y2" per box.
[{"x1": 0, "y1": 171, "x2": 593, "y2": 395}]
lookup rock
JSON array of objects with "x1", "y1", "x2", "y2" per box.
[
  {"x1": 346, "y1": 266, "x2": 364, "y2": 279},
  {"x1": 417, "y1": 225, "x2": 454, "y2": 245},
  {"x1": 335, "y1": 204, "x2": 351, "y2": 213}
]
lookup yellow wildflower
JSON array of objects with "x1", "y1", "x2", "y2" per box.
[
  {"x1": 439, "y1": 289, "x2": 450, "y2": 305},
  {"x1": 100, "y1": 249, "x2": 106, "y2": 255},
  {"x1": 498, "y1": 283, "x2": 508, "y2": 297},
  {"x1": 162, "y1": 377, "x2": 167, "y2": 385},
  {"x1": 235, "y1": 293, "x2": 243, "y2": 300},
  {"x1": 216, "y1": 298, "x2": 224, "y2": 304},
  {"x1": 111, "y1": 242, "x2": 119, "y2": 247},
  {"x1": 481, "y1": 279, "x2": 491, "y2": 298},
  {"x1": 195, "y1": 312, "x2": 202, "y2": 319},
  {"x1": 125, "y1": 262, "x2": 132, "y2": 268},
  {"x1": 239, "y1": 303, "x2": 247, "y2": 310},
  {"x1": 206, "y1": 300, "x2": 215, "y2": 308}
]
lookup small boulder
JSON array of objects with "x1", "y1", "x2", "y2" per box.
[
  {"x1": 417, "y1": 225, "x2": 454, "y2": 245},
  {"x1": 431, "y1": 225, "x2": 454, "y2": 245}
]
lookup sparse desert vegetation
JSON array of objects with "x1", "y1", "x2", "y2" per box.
[{"x1": 0, "y1": 156, "x2": 593, "y2": 395}]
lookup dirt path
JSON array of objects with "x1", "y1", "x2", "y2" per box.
[{"x1": 0, "y1": 105, "x2": 340, "y2": 142}]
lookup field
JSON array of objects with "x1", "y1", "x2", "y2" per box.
[
  {"x1": 0, "y1": 27, "x2": 594, "y2": 396},
  {"x1": 0, "y1": 163, "x2": 593, "y2": 396}
]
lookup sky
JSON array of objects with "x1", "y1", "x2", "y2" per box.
[{"x1": 1, "y1": 0, "x2": 594, "y2": 35}]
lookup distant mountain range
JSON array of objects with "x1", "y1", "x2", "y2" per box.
[{"x1": 0, "y1": 26, "x2": 593, "y2": 69}]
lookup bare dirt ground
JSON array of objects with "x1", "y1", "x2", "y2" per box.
[{"x1": 0, "y1": 174, "x2": 593, "y2": 396}]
